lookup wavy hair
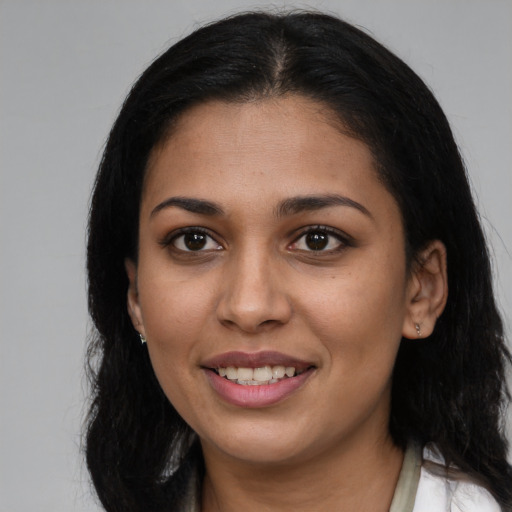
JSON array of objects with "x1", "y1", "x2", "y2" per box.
[{"x1": 86, "y1": 11, "x2": 512, "y2": 511}]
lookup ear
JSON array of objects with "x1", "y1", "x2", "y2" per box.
[
  {"x1": 402, "y1": 240, "x2": 448, "y2": 339},
  {"x1": 125, "y1": 258, "x2": 146, "y2": 337}
]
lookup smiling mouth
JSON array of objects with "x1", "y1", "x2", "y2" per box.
[
  {"x1": 211, "y1": 365, "x2": 311, "y2": 386},
  {"x1": 204, "y1": 353, "x2": 316, "y2": 407}
]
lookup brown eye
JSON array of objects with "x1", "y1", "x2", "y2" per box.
[
  {"x1": 289, "y1": 227, "x2": 348, "y2": 253},
  {"x1": 184, "y1": 233, "x2": 207, "y2": 251},
  {"x1": 305, "y1": 232, "x2": 329, "y2": 251},
  {"x1": 170, "y1": 230, "x2": 222, "y2": 252}
]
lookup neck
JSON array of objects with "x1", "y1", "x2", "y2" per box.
[{"x1": 201, "y1": 430, "x2": 404, "y2": 512}]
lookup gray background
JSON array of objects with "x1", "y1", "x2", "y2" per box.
[{"x1": 1, "y1": 1, "x2": 510, "y2": 510}]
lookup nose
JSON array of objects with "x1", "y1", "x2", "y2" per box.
[{"x1": 216, "y1": 249, "x2": 292, "y2": 334}]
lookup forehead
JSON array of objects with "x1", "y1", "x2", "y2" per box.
[
  {"x1": 142, "y1": 96, "x2": 396, "y2": 219},
  {"x1": 149, "y1": 96, "x2": 366, "y2": 165}
]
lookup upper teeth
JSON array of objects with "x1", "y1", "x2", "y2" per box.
[{"x1": 217, "y1": 365, "x2": 298, "y2": 384}]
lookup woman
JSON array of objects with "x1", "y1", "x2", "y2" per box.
[{"x1": 85, "y1": 11, "x2": 512, "y2": 512}]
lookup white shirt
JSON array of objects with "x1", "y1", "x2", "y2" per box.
[{"x1": 391, "y1": 443, "x2": 501, "y2": 512}]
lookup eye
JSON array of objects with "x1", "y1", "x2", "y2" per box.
[
  {"x1": 167, "y1": 229, "x2": 223, "y2": 252},
  {"x1": 289, "y1": 227, "x2": 348, "y2": 252}
]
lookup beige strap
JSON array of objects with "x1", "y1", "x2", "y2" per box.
[{"x1": 389, "y1": 442, "x2": 422, "y2": 512}]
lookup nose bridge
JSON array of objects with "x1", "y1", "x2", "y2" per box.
[{"x1": 217, "y1": 240, "x2": 291, "y2": 332}]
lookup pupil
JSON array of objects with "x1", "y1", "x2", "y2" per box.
[
  {"x1": 184, "y1": 233, "x2": 207, "y2": 250},
  {"x1": 306, "y1": 232, "x2": 328, "y2": 250}
]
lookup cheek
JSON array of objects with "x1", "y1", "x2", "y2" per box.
[
  {"x1": 302, "y1": 262, "x2": 406, "y2": 331},
  {"x1": 140, "y1": 269, "x2": 215, "y2": 335},
  {"x1": 139, "y1": 285, "x2": 210, "y2": 425},
  {"x1": 137, "y1": 273, "x2": 216, "y2": 393},
  {"x1": 139, "y1": 279, "x2": 225, "y2": 435},
  {"x1": 297, "y1": 253, "x2": 407, "y2": 369}
]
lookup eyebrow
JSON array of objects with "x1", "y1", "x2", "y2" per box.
[
  {"x1": 150, "y1": 193, "x2": 371, "y2": 219},
  {"x1": 276, "y1": 194, "x2": 372, "y2": 219},
  {"x1": 150, "y1": 196, "x2": 224, "y2": 218}
]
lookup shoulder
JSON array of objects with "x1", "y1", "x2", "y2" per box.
[
  {"x1": 412, "y1": 446, "x2": 501, "y2": 512},
  {"x1": 414, "y1": 467, "x2": 501, "y2": 512}
]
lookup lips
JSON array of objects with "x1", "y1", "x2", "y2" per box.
[{"x1": 202, "y1": 351, "x2": 316, "y2": 408}]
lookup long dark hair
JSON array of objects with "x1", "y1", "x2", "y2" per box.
[{"x1": 86, "y1": 11, "x2": 512, "y2": 511}]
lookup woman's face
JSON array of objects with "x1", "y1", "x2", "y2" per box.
[{"x1": 127, "y1": 96, "x2": 419, "y2": 466}]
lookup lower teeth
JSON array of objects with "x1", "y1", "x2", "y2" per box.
[{"x1": 234, "y1": 378, "x2": 281, "y2": 385}]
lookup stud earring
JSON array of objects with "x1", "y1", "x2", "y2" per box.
[
  {"x1": 415, "y1": 323, "x2": 421, "y2": 337},
  {"x1": 139, "y1": 333, "x2": 147, "y2": 344}
]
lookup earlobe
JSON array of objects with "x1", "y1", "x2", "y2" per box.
[
  {"x1": 402, "y1": 240, "x2": 448, "y2": 340},
  {"x1": 125, "y1": 258, "x2": 146, "y2": 337}
]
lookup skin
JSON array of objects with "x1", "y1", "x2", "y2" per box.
[{"x1": 126, "y1": 96, "x2": 447, "y2": 512}]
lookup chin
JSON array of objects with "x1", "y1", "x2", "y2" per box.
[
  {"x1": 222, "y1": 439, "x2": 306, "y2": 465},
  {"x1": 198, "y1": 419, "x2": 310, "y2": 465}
]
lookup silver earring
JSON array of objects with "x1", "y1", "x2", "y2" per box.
[
  {"x1": 415, "y1": 323, "x2": 421, "y2": 337},
  {"x1": 139, "y1": 333, "x2": 146, "y2": 344}
]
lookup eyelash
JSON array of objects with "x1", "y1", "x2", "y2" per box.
[
  {"x1": 159, "y1": 227, "x2": 223, "y2": 253},
  {"x1": 289, "y1": 225, "x2": 352, "y2": 254},
  {"x1": 159, "y1": 225, "x2": 352, "y2": 255}
]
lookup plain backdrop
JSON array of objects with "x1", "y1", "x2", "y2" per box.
[{"x1": 1, "y1": 1, "x2": 510, "y2": 510}]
